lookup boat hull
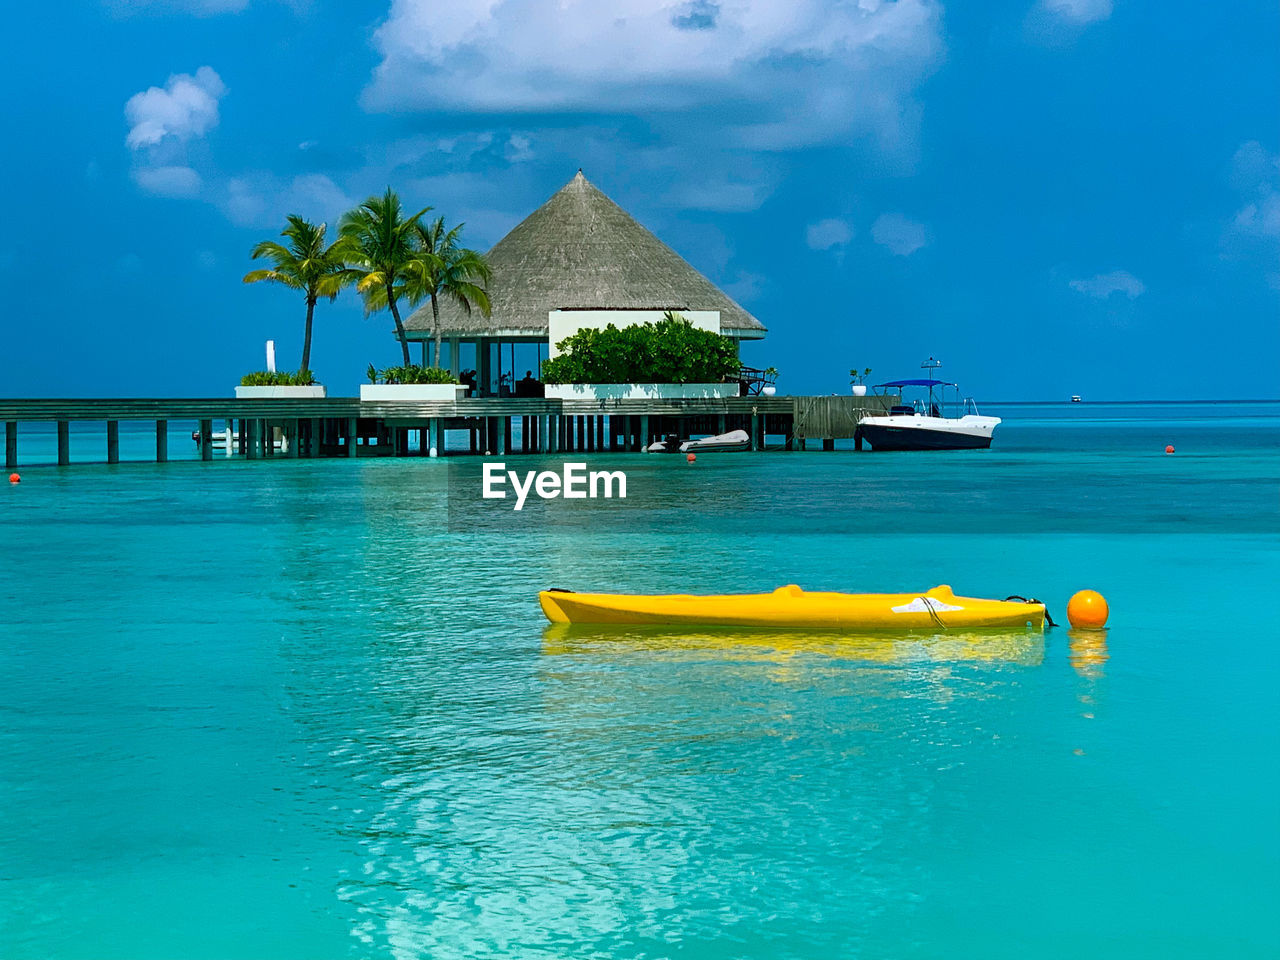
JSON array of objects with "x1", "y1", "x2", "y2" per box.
[
  {"x1": 858, "y1": 424, "x2": 992, "y2": 450},
  {"x1": 857, "y1": 414, "x2": 999, "y2": 451},
  {"x1": 681, "y1": 439, "x2": 749, "y2": 453},
  {"x1": 647, "y1": 429, "x2": 751, "y2": 453},
  {"x1": 539, "y1": 584, "x2": 1044, "y2": 631}
]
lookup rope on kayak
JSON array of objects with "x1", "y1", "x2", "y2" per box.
[
  {"x1": 922, "y1": 597, "x2": 947, "y2": 630},
  {"x1": 1005, "y1": 595, "x2": 1058, "y2": 628}
]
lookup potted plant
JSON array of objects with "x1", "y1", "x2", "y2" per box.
[
  {"x1": 235, "y1": 370, "x2": 327, "y2": 399},
  {"x1": 360, "y1": 364, "x2": 468, "y2": 401},
  {"x1": 761, "y1": 366, "x2": 779, "y2": 397},
  {"x1": 850, "y1": 367, "x2": 872, "y2": 397}
]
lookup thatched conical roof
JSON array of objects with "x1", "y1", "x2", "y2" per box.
[{"x1": 404, "y1": 171, "x2": 766, "y2": 339}]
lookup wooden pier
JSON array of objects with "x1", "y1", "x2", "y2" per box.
[{"x1": 0, "y1": 394, "x2": 894, "y2": 468}]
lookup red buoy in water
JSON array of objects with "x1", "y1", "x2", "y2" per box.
[
  {"x1": 686, "y1": 453, "x2": 696, "y2": 463},
  {"x1": 1165, "y1": 444, "x2": 1175, "y2": 454},
  {"x1": 8, "y1": 473, "x2": 19, "y2": 484}
]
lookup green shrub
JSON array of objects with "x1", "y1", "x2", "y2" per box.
[
  {"x1": 240, "y1": 370, "x2": 318, "y2": 386},
  {"x1": 541, "y1": 312, "x2": 739, "y2": 385},
  {"x1": 367, "y1": 364, "x2": 458, "y2": 385}
]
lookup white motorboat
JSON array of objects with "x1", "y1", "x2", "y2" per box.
[
  {"x1": 857, "y1": 377, "x2": 1000, "y2": 451},
  {"x1": 647, "y1": 429, "x2": 751, "y2": 453}
]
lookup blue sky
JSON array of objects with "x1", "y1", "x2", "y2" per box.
[{"x1": 1, "y1": 0, "x2": 1276, "y2": 399}]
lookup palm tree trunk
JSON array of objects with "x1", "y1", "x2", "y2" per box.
[
  {"x1": 386, "y1": 281, "x2": 411, "y2": 366},
  {"x1": 301, "y1": 296, "x2": 316, "y2": 373},
  {"x1": 431, "y1": 294, "x2": 442, "y2": 368}
]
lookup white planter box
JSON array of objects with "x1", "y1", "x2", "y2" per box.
[
  {"x1": 235, "y1": 385, "x2": 327, "y2": 399},
  {"x1": 544, "y1": 382, "x2": 739, "y2": 401},
  {"x1": 360, "y1": 383, "x2": 467, "y2": 402}
]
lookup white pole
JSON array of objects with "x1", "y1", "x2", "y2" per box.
[{"x1": 266, "y1": 340, "x2": 277, "y2": 373}]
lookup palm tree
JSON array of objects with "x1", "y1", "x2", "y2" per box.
[
  {"x1": 406, "y1": 218, "x2": 493, "y2": 367},
  {"x1": 339, "y1": 188, "x2": 432, "y2": 366},
  {"x1": 242, "y1": 215, "x2": 349, "y2": 373}
]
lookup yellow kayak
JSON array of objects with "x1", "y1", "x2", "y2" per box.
[{"x1": 539, "y1": 584, "x2": 1045, "y2": 631}]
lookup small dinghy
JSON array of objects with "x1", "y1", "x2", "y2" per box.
[
  {"x1": 192, "y1": 428, "x2": 286, "y2": 452},
  {"x1": 646, "y1": 429, "x2": 750, "y2": 454},
  {"x1": 540, "y1": 584, "x2": 1046, "y2": 631}
]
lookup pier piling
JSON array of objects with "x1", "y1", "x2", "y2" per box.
[
  {"x1": 107, "y1": 421, "x2": 119, "y2": 463},
  {"x1": 57, "y1": 421, "x2": 69, "y2": 465},
  {"x1": 155, "y1": 420, "x2": 167, "y2": 462},
  {"x1": 5, "y1": 421, "x2": 16, "y2": 469}
]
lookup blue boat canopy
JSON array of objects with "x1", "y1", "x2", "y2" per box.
[{"x1": 874, "y1": 378, "x2": 956, "y2": 388}]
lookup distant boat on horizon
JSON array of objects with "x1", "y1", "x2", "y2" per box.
[{"x1": 1071, "y1": 395, "x2": 1083, "y2": 403}]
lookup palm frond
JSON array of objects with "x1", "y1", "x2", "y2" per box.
[
  {"x1": 444, "y1": 281, "x2": 492, "y2": 316},
  {"x1": 249, "y1": 240, "x2": 294, "y2": 264}
]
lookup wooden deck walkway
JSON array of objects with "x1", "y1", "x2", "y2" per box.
[{"x1": 0, "y1": 394, "x2": 894, "y2": 467}]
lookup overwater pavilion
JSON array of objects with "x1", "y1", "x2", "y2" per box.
[
  {"x1": 1, "y1": 176, "x2": 906, "y2": 468},
  {"x1": 401, "y1": 171, "x2": 767, "y2": 396}
]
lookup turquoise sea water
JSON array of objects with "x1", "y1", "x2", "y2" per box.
[{"x1": 2, "y1": 402, "x2": 1277, "y2": 958}]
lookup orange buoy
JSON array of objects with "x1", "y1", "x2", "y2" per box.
[
  {"x1": 7, "y1": 473, "x2": 18, "y2": 484},
  {"x1": 1165, "y1": 444, "x2": 1175, "y2": 454},
  {"x1": 686, "y1": 453, "x2": 696, "y2": 463},
  {"x1": 1067, "y1": 590, "x2": 1109, "y2": 629}
]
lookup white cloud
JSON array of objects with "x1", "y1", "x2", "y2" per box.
[
  {"x1": 223, "y1": 173, "x2": 354, "y2": 228},
  {"x1": 1069, "y1": 270, "x2": 1145, "y2": 299},
  {"x1": 722, "y1": 270, "x2": 767, "y2": 304},
  {"x1": 664, "y1": 178, "x2": 773, "y2": 213},
  {"x1": 134, "y1": 165, "x2": 203, "y2": 197},
  {"x1": 1222, "y1": 141, "x2": 1280, "y2": 287},
  {"x1": 1039, "y1": 0, "x2": 1112, "y2": 24},
  {"x1": 364, "y1": 0, "x2": 942, "y2": 151},
  {"x1": 806, "y1": 218, "x2": 853, "y2": 251},
  {"x1": 505, "y1": 134, "x2": 534, "y2": 163},
  {"x1": 125, "y1": 66, "x2": 226, "y2": 149},
  {"x1": 871, "y1": 213, "x2": 927, "y2": 256},
  {"x1": 1228, "y1": 141, "x2": 1280, "y2": 241},
  {"x1": 1233, "y1": 196, "x2": 1280, "y2": 239}
]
